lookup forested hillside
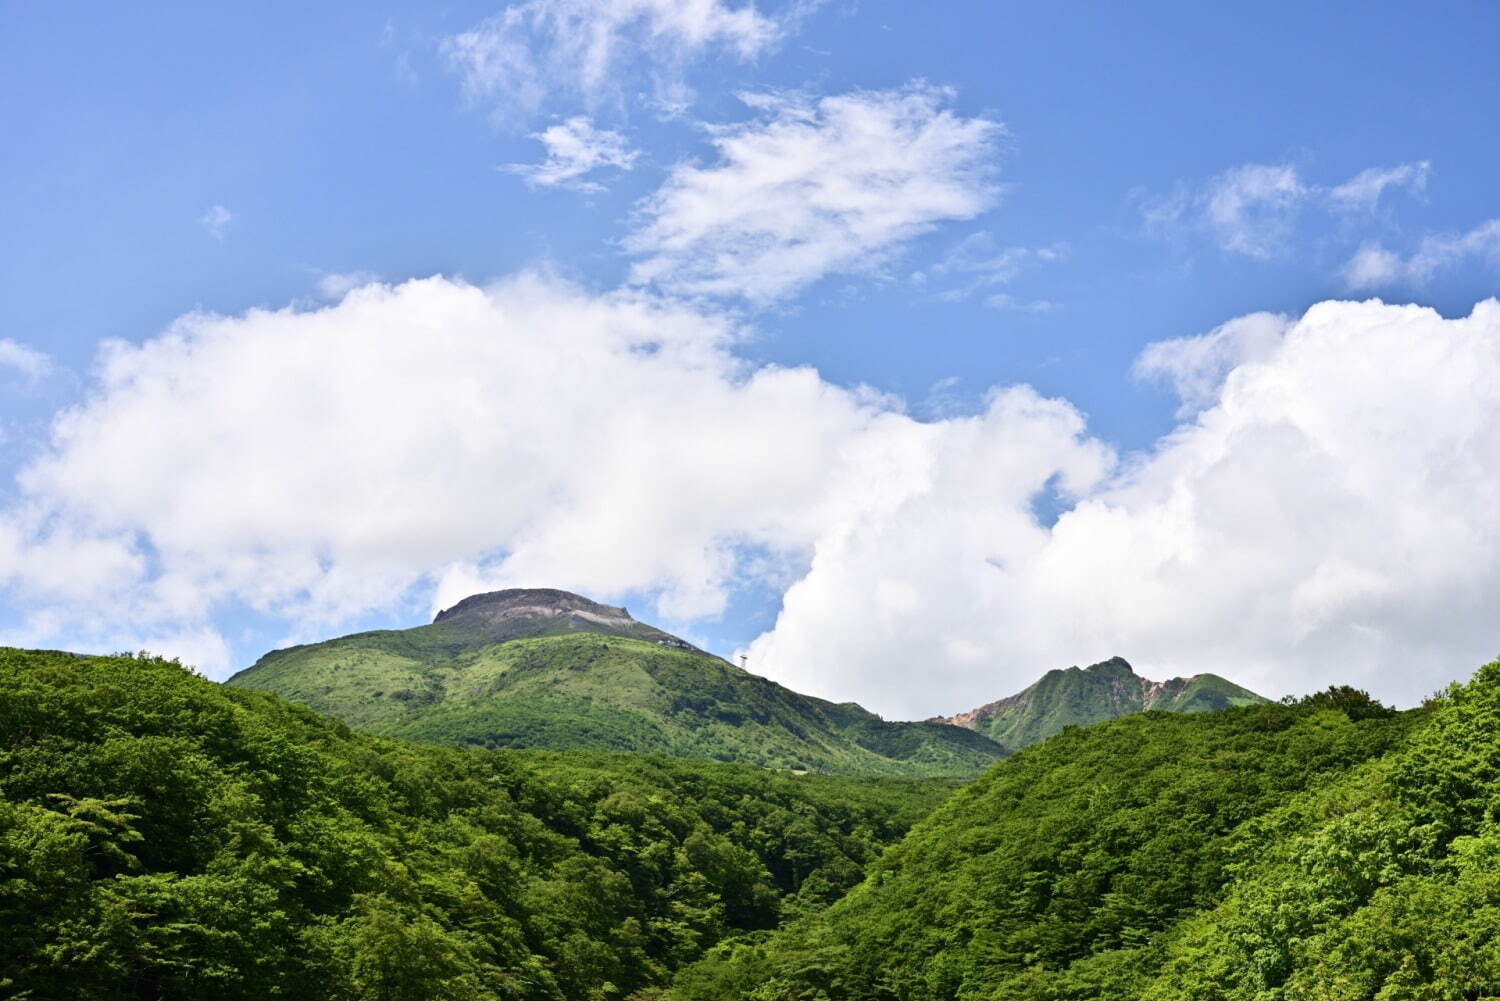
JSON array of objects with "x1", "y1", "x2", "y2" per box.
[
  {"x1": 670, "y1": 672, "x2": 1500, "y2": 1000},
  {"x1": 229, "y1": 589, "x2": 1006, "y2": 777},
  {"x1": 12, "y1": 642, "x2": 1500, "y2": 1001},
  {"x1": 0, "y1": 647, "x2": 952, "y2": 1000}
]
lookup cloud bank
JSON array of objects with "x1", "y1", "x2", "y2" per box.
[
  {"x1": 3, "y1": 278, "x2": 1498, "y2": 716},
  {"x1": 750, "y1": 297, "x2": 1500, "y2": 714}
]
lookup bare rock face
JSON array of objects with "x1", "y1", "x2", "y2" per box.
[
  {"x1": 434, "y1": 588, "x2": 637, "y2": 629},
  {"x1": 431, "y1": 588, "x2": 699, "y2": 651}
]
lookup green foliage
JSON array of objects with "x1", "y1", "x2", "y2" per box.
[
  {"x1": 671, "y1": 698, "x2": 1421, "y2": 999},
  {"x1": 1287, "y1": 684, "x2": 1399, "y2": 722},
  {"x1": 230, "y1": 630, "x2": 1005, "y2": 777},
  {"x1": 17, "y1": 640, "x2": 1500, "y2": 1001},
  {"x1": 0, "y1": 647, "x2": 952, "y2": 1000}
]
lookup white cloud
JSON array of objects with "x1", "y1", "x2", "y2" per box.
[
  {"x1": 5, "y1": 277, "x2": 1500, "y2": 719},
  {"x1": 444, "y1": 0, "x2": 798, "y2": 116},
  {"x1": 1341, "y1": 219, "x2": 1500, "y2": 290},
  {"x1": 1202, "y1": 163, "x2": 1306, "y2": 258},
  {"x1": 626, "y1": 84, "x2": 1003, "y2": 302},
  {"x1": 200, "y1": 204, "x2": 234, "y2": 240},
  {"x1": 1133, "y1": 311, "x2": 1289, "y2": 415},
  {"x1": 982, "y1": 293, "x2": 1057, "y2": 313},
  {"x1": 748, "y1": 298, "x2": 1500, "y2": 715},
  {"x1": 1142, "y1": 163, "x2": 1307, "y2": 259},
  {"x1": 1328, "y1": 160, "x2": 1430, "y2": 212},
  {"x1": 932, "y1": 232, "x2": 1067, "y2": 306},
  {"x1": 1, "y1": 274, "x2": 896, "y2": 666},
  {"x1": 316, "y1": 271, "x2": 382, "y2": 300},
  {"x1": 504, "y1": 116, "x2": 638, "y2": 191},
  {"x1": 0, "y1": 339, "x2": 52, "y2": 380},
  {"x1": 1144, "y1": 161, "x2": 1438, "y2": 262},
  {"x1": 1408, "y1": 218, "x2": 1500, "y2": 281},
  {"x1": 1341, "y1": 242, "x2": 1402, "y2": 290}
]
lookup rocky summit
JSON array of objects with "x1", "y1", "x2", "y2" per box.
[
  {"x1": 431, "y1": 587, "x2": 701, "y2": 650},
  {"x1": 937, "y1": 656, "x2": 1267, "y2": 751}
]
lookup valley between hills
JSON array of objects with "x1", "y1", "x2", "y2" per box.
[{"x1": 2, "y1": 588, "x2": 1497, "y2": 999}]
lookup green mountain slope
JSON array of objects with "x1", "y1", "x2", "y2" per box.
[
  {"x1": 671, "y1": 671, "x2": 1500, "y2": 1000},
  {"x1": 0, "y1": 646, "x2": 955, "y2": 1000},
  {"x1": 228, "y1": 588, "x2": 1006, "y2": 778},
  {"x1": 938, "y1": 655, "x2": 1267, "y2": 750}
]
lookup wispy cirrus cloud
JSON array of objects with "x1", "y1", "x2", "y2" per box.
[
  {"x1": 930, "y1": 231, "x2": 1066, "y2": 310},
  {"x1": 1328, "y1": 160, "x2": 1430, "y2": 212},
  {"x1": 200, "y1": 204, "x2": 234, "y2": 240},
  {"x1": 1141, "y1": 159, "x2": 1433, "y2": 261},
  {"x1": 504, "y1": 116, "x2": 638, "y2": 192},
  {"x1": 1143, "y1": 163, "x2": 1306, "y2": 259},
  {"x1": 0, "y1": 340, "x2": 52, "y2": 381},
  {"x1": 1342, "y1": 218, "x2": 1500, "y2": 290},
  {"x1": 444, "y1": 0, "x2": 812, "y2": 118},
  {"x1": 626, "y1": 83, "x2": 1004, "y2": 302}
]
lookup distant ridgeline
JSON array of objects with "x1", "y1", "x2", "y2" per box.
[
  {"x1": 937, "y1": 655, "x2": 1267, "y2": 751},
  {"x1": 228, "y1": 588, "x2": 1007, "y2": 778}
]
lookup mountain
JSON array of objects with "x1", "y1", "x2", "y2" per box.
[
  {"x1": 227, "y1": 588, "x2": 1007, "y2": 777},
  {"x1": 0, "y1": 646, "x2": 953, "y2": 999},
  {"x1": 936, "y1": 655, "x2": 1267, "y2": 751}
]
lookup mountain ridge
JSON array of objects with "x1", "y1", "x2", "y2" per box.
[
  {"x1": 227, "y1": 588, "x2": 1007, "y2": 777},
  {"x1": 936, "y1": 655, "x2": 1267, "y2": 750}
]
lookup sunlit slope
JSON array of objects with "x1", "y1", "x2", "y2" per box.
[
  {"x1": 229, "y1": 590, "x2": 1007, "y2": 777},
  {"x1": 940, "y1": 656, "x2": 1268, "y2": 751}
]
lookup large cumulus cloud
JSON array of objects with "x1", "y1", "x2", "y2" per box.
[
  {"x1": 3, "y1": 278, "x2": 1497, "y2": 716},
  {"x1": 749, "y1": 298, "x2": 1500, "y2": 714}
]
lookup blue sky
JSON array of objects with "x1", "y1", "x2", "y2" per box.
[{"x1": 3, "y1": 1, "x2": 1499, "y2": 716}]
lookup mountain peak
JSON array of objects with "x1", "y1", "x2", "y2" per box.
[
  {"x1": 427, "y1": 587, "x2": 702, "y2": 653},
  {"x1": 434, "y1": 588, "x2": 636, "y2": 628},
  {"x1": 228, "y1": 586, "x2": 1009, "y2": 777},
  {"x1": 1082, "y1": 656, "x2": 1135, "y2": 679},
  {"x1": 939, "y1": 658, "x2": 1267, "y2": 751}
]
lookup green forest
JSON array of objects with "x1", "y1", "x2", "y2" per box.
[
  {"x1": 6, "y1": 644, "x2": 1500, "y2": 999},
  {"x1": 672, "y1": 679, "x2": 1500, "y2": 999},
  {"x1": 0, "y1": 647, "x2": 949, "y2": 1000}
]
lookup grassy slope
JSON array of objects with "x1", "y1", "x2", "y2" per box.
[
  {"x1": 971, "y1": 657, "x2": 1267, "y2": 751},
  {"x1": 672, "y1": 670, "x2": 1500, "y2": 1000},
  {"x1": 231, "y1": 630, "x2": 1006, "y2": 778},
  {"x1": 0, "y1": 646, "x2": 956, "y2": 1000}
]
